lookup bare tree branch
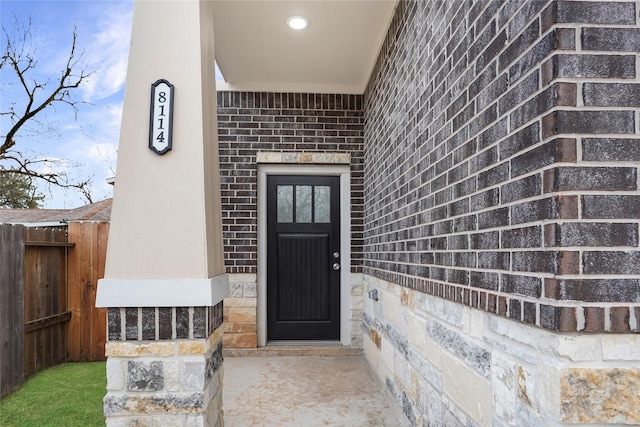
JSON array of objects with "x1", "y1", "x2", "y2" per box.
[{"x1": 1, "y1": 14, "x2": 97, "y2": 204}]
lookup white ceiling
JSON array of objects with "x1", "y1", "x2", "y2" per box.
[{"x1": 211, "y1": 1, "x2": 398, "y2": 94}]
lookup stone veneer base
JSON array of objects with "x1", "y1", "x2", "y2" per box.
[
  {"x1": 222, "y1": 273, "x2": 365, "y2": 349},
  {"x1": 363, "y1": 274, "x2": 640, "y2": 426},
  {"x1": 104, "y1": 329, "x2": 224, "y2": 427}
]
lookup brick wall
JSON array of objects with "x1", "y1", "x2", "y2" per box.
[
  {"x1": 217, "y1": 92, "x2": 365, "y2": 274},
  {"x1": 363, "y1": 0, "x2": 640, "y2": 333}
]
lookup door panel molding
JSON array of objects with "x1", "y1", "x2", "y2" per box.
[{"x1": 257, "y1": 165, "x2": 351, "y2": 346}]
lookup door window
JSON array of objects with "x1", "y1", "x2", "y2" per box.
[{"x1": 276, "y1": 184, "x2": 331, "y2": 224}]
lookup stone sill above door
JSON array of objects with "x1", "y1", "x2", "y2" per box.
[{"x1": 257, "y1": 152, "x2": 351, "y2": 165}]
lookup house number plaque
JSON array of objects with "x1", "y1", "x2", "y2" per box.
[{"x1": 149, "y1": 79, "x2": 174, "y2": 155}]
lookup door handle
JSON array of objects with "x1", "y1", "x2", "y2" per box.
[{"x1": 332, "y1": 263, "x2": 340, "y2": 271}]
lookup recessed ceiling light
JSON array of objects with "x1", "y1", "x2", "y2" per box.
[{"x1": 287, "y1": 16, "x2": 308, "y2": 30}]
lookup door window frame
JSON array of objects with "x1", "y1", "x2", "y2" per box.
[{"x1": 257, "y1": 164, "x2": 352, "y2": 346}]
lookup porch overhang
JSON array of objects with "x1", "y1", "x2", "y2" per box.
[{"x1": 211, "y1": 0, "x2": 398, "y2": 94}]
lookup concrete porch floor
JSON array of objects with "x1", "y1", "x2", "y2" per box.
[{"x1": 223, "y1": 354, "x2": 410, "y2": 426}]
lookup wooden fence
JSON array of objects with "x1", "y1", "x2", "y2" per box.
[{"x1": 0, "y1": 222, "x2": 109, "y2": 398}]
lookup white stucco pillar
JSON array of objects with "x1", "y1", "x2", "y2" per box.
[{"x1": 96, "y1": 1, "x2": 227, "y2": 425}]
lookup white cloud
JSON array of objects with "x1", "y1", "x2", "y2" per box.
[{"x1": 80, "y1": 2, "x2": 133, "y2": 101}]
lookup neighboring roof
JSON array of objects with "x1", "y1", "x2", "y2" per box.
[{"x1": 0, "y1": 198, "x2": 112, "y2": 224}]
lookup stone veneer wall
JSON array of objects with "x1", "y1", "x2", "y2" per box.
[
  {"x1": 363, "y1": 0, "x2": 640, "y2": 425},
  {"x1": 217, "y1": 92, "x2": 365, "y2": 347},
  {"x1": 103, "y1": 303, "x2": 224, "y2": 426},
  {"x1": 363, "y1": 277, "x2": 640, "y2": 426}
]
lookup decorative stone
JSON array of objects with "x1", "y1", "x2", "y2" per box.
[
  {"x1": 104, "y1": 395, "x2": 129, "y2": 416},
  {"x1": 441, "y1": 356, "x2": 492, "y2": 426},
  {"x1": 516, "y1": 402, "x2": 542, "y2": 427},
  {"x1": 602, "y1": 335, "x2": 640, "y2": 360},
  {"x1": 408, "y1": 348, "x2": 442, "y2": 392},
  {"x1": 223, "y1": 322, "x2": 257, "y2": 333},
  {"x1": 185, "y1": 415, "x2": 206, "y2": 427},
  {"x1": 158, "y1": 307, "x2": 173, "y2": 340},
  {"x1": 394, "y1": 351, "x2": 412, "y2": 393},
  {"x1": 127, "y1": 361, "x2": 164, "y2": 392},
  {"x1": 178, "y1": 340, "x2": 206, "y2": 355},
  {"x1": 385, "y1": 323, "x2": 409, "y2": 357},
  {"x1": 106, "y1": 359, "x2": 125, "y2": 391},
  {"x1": 243, "y1": 282, "x2": 257, "y2": 297},
  {"x1": 108, "y1": 308, "x2": 122, "y2": 341},
  {"x1": 141, "y1": 307, "x2": 156, "y2": 340},
  {"x1": 492, "y1": 353, "x2": 516, "y2": 425},
  {"x1": 193, "y1": 307, "x2": 206, "y2": 339},
  {"x1": 400, "y1": 288, "x2": 415, "y2": 308},
  {"x1": 311, "y1": 153, "x2": 332, "y2": 163},
  {"x1": 299, "y1": 153, "x2": 314, "y2": 163},
  {"x1": 224, "y1": 297, "x2": 257, "y2": 308},
  {"x1": 560, "y1": 368, "x2": 640, "y2": 424},
  {"x1": 228, "y1": 283, "x2": 243, "y2": 297},
  {"x1": 370, "y1": 328, "x2": 382, "y2": 349},
  {"x1": 125, "y1": 308, "x2": 138, "y2": 340},
  {"x1": 182, "y1": 361, "x2": 206, "y2": 391},
  {"x1": 205, "y1": 341, "x2": 224, "y2": 382},
  {"x1": 416, "y1": 376, "x2": 443, "y2": 424},
  {"x1": 335, "y1": 152, "x2": 351, "y2": 164},
  {"x1": 176, "y1": 307, "x2": 190, "y2": 339},
  {"x1": 282, "y1": 152, "x2": 298, "y2": 163},
  {"x1": 555, "y1": 335, "x2": 601, "y2": 361},
  {"x1": 256, "y1": 152, "x2": 281, "y2": 163},
  {"x1": 517, "y1": 365, "x2": 539, "y2": 412},
  {"x1": 351, "y1": 295, "x2": 364, "y2": 311},
  {"x1": 427, "y1": 320, "x2": 490, "y2": 377},
  {"x1": 105, "y1": 418, "x2": 131, "y2": 427},
  {"x1": 164, "y1": 361, "x2": 180, "y2": 392},
  {"x1": 106, "y1": 342, "x2": 175, "y2": 357},
  {"x1": 226, "y1": 307, "x2": 256, "y2": 322},
  {"x1": 104, "y1": 393, "x2": 204, "y2": 416},
  {"x1": 222, "y1": 333, "x2": 257, "y2": 348},
  {"x1": 151, "y1": 415, "x2": 189, "y2": 427}
]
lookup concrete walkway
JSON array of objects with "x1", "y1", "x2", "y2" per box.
[{"x1": 223, "y1": 355, "x2": 410, "y2": 427}]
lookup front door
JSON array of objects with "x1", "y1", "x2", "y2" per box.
[{"x1": 267, "y1": 175, "x2": 341, "y2": 340}]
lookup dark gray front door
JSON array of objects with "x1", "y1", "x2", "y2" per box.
[{"x1": 267, "y1": 175, "x2": 340, "y2": 340}]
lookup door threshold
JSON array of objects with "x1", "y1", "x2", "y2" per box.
[
  {"x1": 266, "y1": 340, "x2": 341, "y2": 347},
  {"x1": 223, "y1": 343, "x2": 363, "y2": 358}
]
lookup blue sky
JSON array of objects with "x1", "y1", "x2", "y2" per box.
[{"x1": 1, "y1": 0, "x2": 134, "y2": 208}]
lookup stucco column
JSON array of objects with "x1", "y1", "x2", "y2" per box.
[{"x1": 96, "y1": 1, "x2": 226, "y2": 426}]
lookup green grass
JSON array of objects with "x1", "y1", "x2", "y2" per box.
[{"x1": 0, "y1": 362, "x2": 106, "y2": 427}]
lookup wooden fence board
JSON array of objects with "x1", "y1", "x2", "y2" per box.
[
  {"x1": 94, "y1": 222, "x2": 109, "y2": 360},
  {"x1": 67, "y1": 222, "x2": 108, "y2": 362},
  {"x1": 0, "y1": 224, "x2": 25, "y2": 398}
]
